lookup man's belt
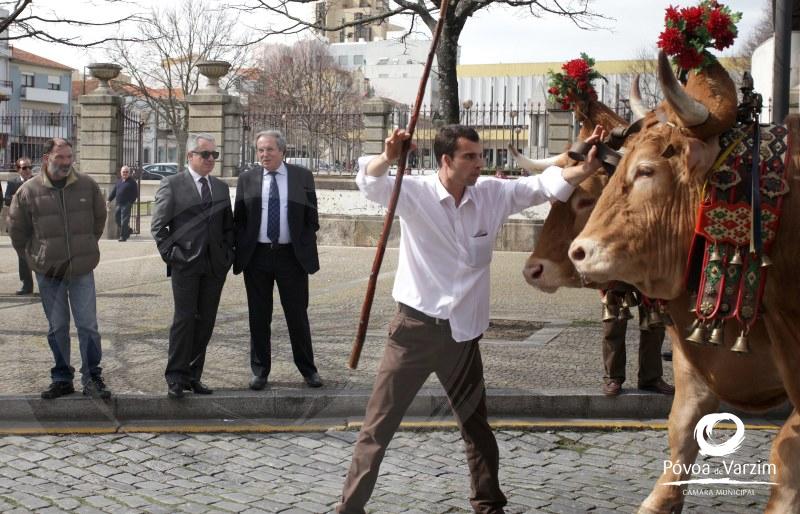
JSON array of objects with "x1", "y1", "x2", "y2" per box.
[{"x1": 398, "y1": 303, "x2": 449, "y2": 326}]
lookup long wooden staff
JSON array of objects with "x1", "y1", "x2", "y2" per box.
[{"x1": 348, "y1": 0, "x2": 450, "y2": 369}]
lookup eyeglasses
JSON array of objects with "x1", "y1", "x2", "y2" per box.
[
  {"x1": 191, "y1": 150, "x2": 220, "y2": 160},
  {"x1": 17, "y1": 165, "x2": 31, "y2": 170}
]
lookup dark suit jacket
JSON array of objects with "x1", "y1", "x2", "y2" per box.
[
  {"x1": 151, "y1": 171, "x2": 235, "y2": 278},
  {"x1": 233, "y1": 163, "x2": 320, "y2": 275}
]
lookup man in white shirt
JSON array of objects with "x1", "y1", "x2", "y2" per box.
[{"x1": 336, "y1": 124, "x2": 604, "y2": 514}]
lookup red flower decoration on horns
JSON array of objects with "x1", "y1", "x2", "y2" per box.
[
  {"x1": 657, "y1": 0, "x2": 742, "y2": 72},
  {"x1": 547, "y1": 53, "x2": 605, "y2": 111}
]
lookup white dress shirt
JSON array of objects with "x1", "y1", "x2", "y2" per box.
[
  {"x1": 356, "y1": 157, "x2": 574, "y2": 342},
  {"x1": 187, "y1": 167, "x2": 211, "y2": 199},
  {"x1": 258, "y1": 163, "x2": 291, "y2": 244}
]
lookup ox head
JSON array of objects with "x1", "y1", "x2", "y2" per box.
[
  {"x1": 523, "y1": 100, "x2": 627, "y2": 292},
  {"x1": 569, "y1": 52, "x2": 738, "y2": 300}
]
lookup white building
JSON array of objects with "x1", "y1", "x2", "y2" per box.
[
  {"x1": 328, "y1": 38, "x2": 441, "y2": 106},
  {"x1": 750, "y1": 32, "x2": 800, "y2": 121}
]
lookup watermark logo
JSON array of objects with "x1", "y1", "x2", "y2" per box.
[
  {"x1": 694, "y1": 413, "x2": 745, "y2": 457},
  {"x1": 661, "y1": 412, "x2": 776, "y2": 490}
]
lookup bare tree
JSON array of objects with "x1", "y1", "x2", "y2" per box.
[
  {"x1": 233, "y1": 0, "x2": 606, "y2": 123},
  {"x1": 0, "y1": 0, "x2": 144, "y2": 46},
  {"x1": 244, "y1": 40, "x2": 364, "y2": 167},
  {"x1": 739, "y1": 0, "x2": 774, "y2": 59},
  {"x1": 108, "y1": 0, "x2": 248, "y2": 170}
]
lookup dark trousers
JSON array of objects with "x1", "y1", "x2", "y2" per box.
[
  {"x1": 165, "y1": 266, "x2": 226, "y2": 385},
  {"x1": 243, "y1": 244, "x2": 317, "y2": 379},
  {"x1": 17, "y1": 250, "x2": 32, "y2": 291},
  {"x1": 602, "y1": 305, "x2": 665, "y2": 386},
  {"x1": 115, "y1": 203, "x2": 133, "y2": 240},
  {"x1": 337, "y1": 305, "x2": 506, "y2": 514}
]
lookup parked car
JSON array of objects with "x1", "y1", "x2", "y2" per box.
[{"x1": 140, "y1": 163, "x2": 178, "y2": 180}]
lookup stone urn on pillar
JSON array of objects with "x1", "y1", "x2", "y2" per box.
[
  {"x1": 196, "y1": 60, "x2": 231, "y2": 93},
  {"x1": 87, "y1": 63, "x2": 122, "y2": 95}
]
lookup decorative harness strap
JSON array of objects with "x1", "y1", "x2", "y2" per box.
[{"x1": 683, "y1": 121, "x2": 791, "y2": 351}]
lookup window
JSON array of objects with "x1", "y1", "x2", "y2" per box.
[
  {"x1": 21, "y1": 73, "x2": 34, "y2": 88},
  {"x1": 48, "y1": 76, "x2": 60, "y2": 90},
  {"x1": 353, "y1": 55, "x2": 364, "y2": 65},
  {"x1": 48, "y1": 83, "x2": 60, "y2": 91},
  {"x1": 338, "y1": 55, "x2": 348, "y2": 66}
]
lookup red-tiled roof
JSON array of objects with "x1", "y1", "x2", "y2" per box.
[
  {"x1": 11, "y1": 47, "x2": 74, "y2": 71},
  {"x1": 72, "y1": 78, "x2": 184, "y2": 101}
]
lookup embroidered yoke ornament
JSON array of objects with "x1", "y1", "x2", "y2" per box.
[{"x1": 685, "y1": 122, "x2": 791, "y2": 350}]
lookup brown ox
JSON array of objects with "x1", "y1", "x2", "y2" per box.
[
  {"x1": 569, "y1": 51, "x2": 799, "y2": 513},
  {"x1": 515, "y1": 101, "x2": 625, "y2": 291}
]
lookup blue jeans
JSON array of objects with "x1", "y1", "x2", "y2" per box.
[
  {"x1": 115, "y1": 202, "x2": 133, "y2": 239},
  {"x1": 35, "y1": 271, "x2": 102, "y2": 385}
]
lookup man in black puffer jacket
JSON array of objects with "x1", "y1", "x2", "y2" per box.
[{"x1": 8, "y1": 138, "x2": 111, "y2": 400}]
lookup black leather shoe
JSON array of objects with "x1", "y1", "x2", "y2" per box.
[
  {"x1": 303, "y1": 372, "x2": 323, "y2": 388},
  {"x1": 41, "y1": 381, "x2": 74, "y2": 400},
  {"x1": 249, "y1": 376, "x2": 268, "y2": 391},
  {"x1": 186, "y1": 381, "x2": 213, "y2": 395},
  {"x1": 83, "y1": 376, "x2": 112, "y2": 400},
  {"x1": 167, "y1": 382, "x2": 185, "y2": 398},
  {"x1": 15, "y1": 288, "x2": 32, "y2": 295}
]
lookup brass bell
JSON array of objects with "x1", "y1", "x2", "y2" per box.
[
  {"x1": 709, "y1": 245, "x2": 722, "y2": 262},
  {"x1": 708, "y1": 321, "x2": 725, "y2": 346},
  {"x1": 647, "y1": 309, "x2": 665, "y2": 329},
  {"x1": 602, "y1": 303, "x2": 618, "y2": 322},
  {"x1": 662, "y1": 313, "x2": 675, "y2": 326},
  {"x1": 639, "y1": 312, "x2": 650, "y2": 331},
  {"x1": 624, "y1": 291, "x2": 638, "y2": 308},
  {"x1": 760, "y1": 254, "x2": 773, "y2": 268},
  {"x1": 731, "y1": 330, "x2": 750, "y2": 353},
  {"x1": 618, "y1": 304, "x2": 634, "y2": 320},
  {"x1": 686, "y1": 319, "x2": 708, "y2": 345},
  {"x1": 729, "y1": 249, "x2": 743, "y2": 266}
]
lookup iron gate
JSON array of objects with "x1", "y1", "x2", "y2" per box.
[{"x1": 121, "y1": 108, "x2": 145, "y2": 235}]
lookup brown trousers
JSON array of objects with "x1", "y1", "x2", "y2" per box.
[
  {"x1": 602, "y1": 305, "x2": 665, "y2": 386},
  {"x1": 337, "y1": 304, "x2": 506, "y2": 514}
]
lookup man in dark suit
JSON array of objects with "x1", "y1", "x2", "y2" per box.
[
  {"x1": 234, "y1": 129, "x2": 322, "y2": 389},
  {"x1": 151, "y1": 133, "x2": 235, "y2": 398},
  {"x1": 4, "y1": 156, "x2": 34, "y2": 295}
]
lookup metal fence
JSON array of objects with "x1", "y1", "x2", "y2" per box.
[
  {"x1": 0, "y1": 113, "x2": 78, "y2": 170},
  {"x1": 121, "y1": 108, "x2": 145, "y2": 235},
  {"x1": 390, "y1": 103, "x2": 561, "y2": 172},
  {"x1": 241, "y1": 111, "x2": 363, "y2": 174}
]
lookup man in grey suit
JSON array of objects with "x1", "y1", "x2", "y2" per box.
[{"x1": 151, "y1": 133, "x2": 235, "y2": 398}]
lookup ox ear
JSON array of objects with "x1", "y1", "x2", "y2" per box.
[{"x1": 681, "y1": 136, "x2": 719, "y2": 182}]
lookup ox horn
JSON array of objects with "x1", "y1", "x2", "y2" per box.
[
  {"x1": 508, "y1": 145, "x2": 565, "y2": 173},
  {"x1": 657, "y1": 51, "x2": 709, "y2": 128},
  {"x1": 629, "y1": 74, "x2": 649, "y2": 121}
]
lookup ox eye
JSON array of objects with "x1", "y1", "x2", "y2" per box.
[
  {"x1": 576, "y1": 198, "x2": 595, "y2": 210},
  {"x1": 635, "y1": 166, "x2": 655, "y2": 179}
]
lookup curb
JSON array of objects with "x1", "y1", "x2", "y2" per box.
[{"x1": 0, "y1": 388, "x2": 789, "y2": 432}]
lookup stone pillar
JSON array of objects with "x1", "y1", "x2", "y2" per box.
[
  {"x1": 78, "y1": 63, "x2": 124, "y2": 239},
  {"x1": 546, "y1": 109, "x2": 574, "y2": 156},
  {"x1": 187, "y1": 61, "x2": 241, "y2": 177},
  {"x1": 361, "y1": 97, "x2": 395, "y2": 156}
]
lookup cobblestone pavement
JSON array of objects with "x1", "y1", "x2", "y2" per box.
[
  {"x1": 0, "y1": 239, "x2": 673, "y2": 396},
  {"x1": 0, "y1": 428, "x2": 773, "y2": 513}
]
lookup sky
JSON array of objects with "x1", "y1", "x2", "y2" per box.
[{"x1": 9, "y1": 0, "x2": 766, "y2": 72}]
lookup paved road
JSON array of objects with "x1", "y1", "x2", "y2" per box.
[
  {"x1": 0, "y1": 427, "x2": 773, "y2": 513},
  {"x1": 0, "y1": 237, "x2": 674, "y2": 397}
]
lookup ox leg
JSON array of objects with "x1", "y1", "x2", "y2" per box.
[
  {"x1": 765, "y1": 408, "x2": 800, "y2": 513},
  {"x1": 763, "y1": 313, "x2": 800, "y2": 513},
  {"x1": 638, "y1": 333, "x2": 719, "y2": 514}
]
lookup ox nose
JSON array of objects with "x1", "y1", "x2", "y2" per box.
[
  {"x1": 569, "y1": 238, "x2": 596, "y2": 264},
  {"x1": 522, "y1": 262, "x2": 544, "y2": 284}
]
